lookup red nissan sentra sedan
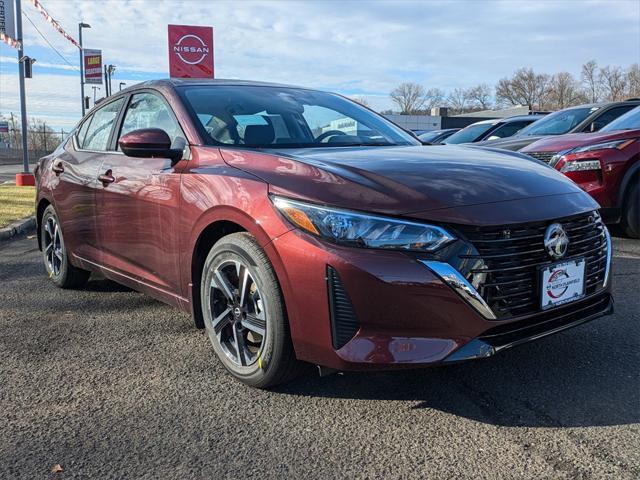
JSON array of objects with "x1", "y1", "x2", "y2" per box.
[
  {"x1": 521, "y1": 106, "x2": 640, "y2": 238},
  {"x1": 35, "y1": 79, "x2": 614, "y2": 388}
]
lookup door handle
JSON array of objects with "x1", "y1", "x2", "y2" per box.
[
  {"x1": 52, "y1": 162, "x2": 64, "y2": 175},
  {"x1": 98, "y1": 170, "x2": 115, "y2": 185}
]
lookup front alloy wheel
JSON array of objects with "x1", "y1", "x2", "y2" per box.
[
  {"x1": 200, "y1": 232, "x2": 302, "y2": 388},
  {"x1": 208, "y1": 259, "x2": 267, "y2": 367}
]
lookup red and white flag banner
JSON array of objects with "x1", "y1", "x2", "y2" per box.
[{"x1": 29, "y1": 0, "x2": 81, "y2": 49}]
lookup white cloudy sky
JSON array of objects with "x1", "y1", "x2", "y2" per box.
[{"x1": 1, "y1": 0, "x2": 638, "y2": 130}]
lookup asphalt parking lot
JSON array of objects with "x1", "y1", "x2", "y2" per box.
[{"x1": 0, "y1": 234, "x2": 638, "y2": 479}]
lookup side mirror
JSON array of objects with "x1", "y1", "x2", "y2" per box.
[
  {"x1": 590, "y1": 121, "x2": 605, "y2": 132},
  {"x1": 118, "y1": 128, "x2": 183, "y2": 164}
]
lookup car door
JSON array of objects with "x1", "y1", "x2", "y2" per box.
[
  {"x1": 95, "y1": 91, "x2": 187, "y2": 301},
  {"x1": 51, "y1": 97, "x2": 125, "y2": 263}
]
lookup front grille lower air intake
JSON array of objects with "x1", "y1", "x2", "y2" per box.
[{"x1": 326, "y1": 266, "x2": 359, "y2": 349}]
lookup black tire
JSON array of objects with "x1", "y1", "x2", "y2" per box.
[
  {"x1": 41, "y1": 205, "x2": 90, "y2": 289},
  {"x1": 622, "y1": 181, "x2": 640, "y2": 239},
  {"x1": 200, "y1": 232, "x2": 303, "y2": 388}
]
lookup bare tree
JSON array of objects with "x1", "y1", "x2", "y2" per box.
[
  {"x1": 351, "y1": 96, "x2": 370, "y2": 108},
  {"x1": 548, "y1": 72, "x2": 586, "y2": 109},
  {"x1": 495, "y1": 68, "x2": 550, "y2": 109},
  {"x1": 25, "y1": 118, "x2": 61, "y2": 152},
  {"x1": 423, "y1": 88, "x2": 446, "y2": 111},
  {"x1": 390, "y1": 83, "x2": 427, "y2": 114},
  {"x1": 466, "y1": 84, "x2": 493, "y2": 110},
  {"x1": 626, "y1": 63, "x2": 640, "y2": 98},
  {"x1": 446, "y1": 88, "x2": 471, "y2": 114},
  {"x1": 581, "y1": 60, "x2": 600, "y2": 103},
  {"x1": 599, "y1": 65, "x2": 628, "y2": 101}
]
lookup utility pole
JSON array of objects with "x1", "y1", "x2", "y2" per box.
[
  {"x1": 91, "y1": 86, "x2": 99, "y2": 104},
  {"x1": 43, "y1": 121, "x2": 47, "y2": 151},
  {"x1": 106, "y1": 65, "x2": 116, "y2": 96},
  {"x1": 15, "y1": 0, "x2": 30, "y2": 176},
  {"x1": 78, "y1": 22, "x2": 91, "y2": 116},
  {"x1": 104, "y1": 65, "x2": 109, "y2": 96}
]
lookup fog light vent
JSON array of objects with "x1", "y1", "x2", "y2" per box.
[{"x1": 327, "y1": 266, "x2": 359, "y2": 349}]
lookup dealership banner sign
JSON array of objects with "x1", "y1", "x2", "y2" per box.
[
  {"x1": 83, "y1": 49, "x2": 103, "y2": 84},
  {"x1": 168, "y1": 24, "x2": 214, "y2": 78},
  {"x1": 0, "y1": 0, "x2": 18, "y2": 49}
]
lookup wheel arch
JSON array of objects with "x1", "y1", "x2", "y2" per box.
[
  {"x1": 188, "y1": 205, "x2": 290, "y2": 329},
  {"x1": 36, "y1": 197, "x2": 52, "y2": 251},
  {"x1": 618, "y1": 159, "x2": 640, "y2": 208}
]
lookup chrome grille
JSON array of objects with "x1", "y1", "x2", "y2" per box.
[
  {"x1": 454, "y1": 212, "x2": 608, "y2": 319},
  {"x1": 526, "y1": 151, "x2": 557, "y2": 164}
]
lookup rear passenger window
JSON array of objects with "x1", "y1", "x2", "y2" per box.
[
  {"x1": 586, "y1": 106, "x2": 635, "y2": 131},
  {"x1": 486, "y1": 121, "x2": 531, "y2": 140},
  {"x1": 82, "y1": 98, "x2": 125, "y2": 151},
  {"x1": 75, "y1": 118, "x2": 92, "y2": 147}
]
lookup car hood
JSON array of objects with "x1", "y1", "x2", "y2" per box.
[
  {"x1": 521, "y1": 129, "x2": 640, "y2": 153},
  {"x1": 220, "y1": 145, "x2": 597, "y2": 225},
  {"x1": 474, "y1": 135, "x2": 546, "y2": 151}
]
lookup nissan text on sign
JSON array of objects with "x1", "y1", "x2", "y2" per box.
[{"x1": 168, "y1": 24, "x2": 214, "y2": 78}]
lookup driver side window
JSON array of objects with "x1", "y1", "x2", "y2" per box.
[{"x1": 118, "y1": 92, "x2": 184, "y2": 149}]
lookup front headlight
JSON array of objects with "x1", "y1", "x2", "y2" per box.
[
  {"x1": 560, "y1": 159, "x2": 601, "y2": 173},
  {"x1": 572, "y1": 139, "x2": 635, "y2": 154},
  {"x1": 272, "y1": 196, "x2": 455, "y2": 252}
]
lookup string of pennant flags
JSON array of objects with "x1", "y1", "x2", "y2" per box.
[
  {"x1": 29, "y1": 0, "x2": 82, "y2": 49},
  {"x1": 0, "y1": 31, "x2": 20, "y2": 49},
  {"x1": 0, "y1": 0, "x2": 81, "y2": 50}
]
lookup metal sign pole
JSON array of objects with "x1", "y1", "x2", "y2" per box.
[
  {"x1": 79, "y1": 24, "x2": 84, "y2": 116},
  {"x1": 15, "y1": 0, "x2": 29, "y2": 174}
]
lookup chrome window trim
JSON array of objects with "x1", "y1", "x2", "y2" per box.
[
  {"x1": 72, "y1": 134, "x2": 124, "y2": 155},
  {"x1": 421, "y1": 260, "x2": 497, "y2": 320}
]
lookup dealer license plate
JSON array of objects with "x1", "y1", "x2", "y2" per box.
[{"x1": 540, "y1": 258, "x2": 586, "y2": 309}]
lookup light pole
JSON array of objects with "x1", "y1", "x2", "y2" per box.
[
  {"x1": 107, "y1": 64, "x2": 116, "y2": 96},
  {"x1": 119, "y1": 82, "x2": 126, "y2": 91},
  {"x1": 78, "y1": 22, "x2": 91, "y2": 116},
  {"x1": 91, "y1": 86, "x2": 99, "y2": 104},
  {"x1": 15, "y1": 0, "x2": 30, "y2": 179}
]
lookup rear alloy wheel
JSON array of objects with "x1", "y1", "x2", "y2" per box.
[
  {"x1": 200, "y1": 232, "x2": 302, "y2": 388},
  {"x1": 622, "y1": 181, "x2": 639, "y2": 239},
  {"x1": 41, "y1": 205, "x2": 90, "y2": 289}
]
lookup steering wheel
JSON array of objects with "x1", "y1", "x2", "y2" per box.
[{"x1": 315, "y1": 130, "x2": 347, "y2": 143}]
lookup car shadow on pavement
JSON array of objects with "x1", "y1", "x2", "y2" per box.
[
  {"x1": 277, "y1": 253, "x2": 640, "y2": 428},
  {"x1": 276, "y1": 327, "x2": 639, "y2": 428}
]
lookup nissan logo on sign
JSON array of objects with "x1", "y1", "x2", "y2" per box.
[{"x1": 168, "y1": 24, "x2": 214, "y2": 78}]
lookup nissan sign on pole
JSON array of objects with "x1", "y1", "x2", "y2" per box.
[
  {"x1": 168, "y1": 24, "x2": 214, "y2": 78},
  {"x1": 83, "y1": 49, "x2": 103, "y2": 84}
]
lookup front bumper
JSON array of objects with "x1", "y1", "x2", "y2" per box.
[{"x1": 267, "y1": 227, "x2": 614, "y2": 371}]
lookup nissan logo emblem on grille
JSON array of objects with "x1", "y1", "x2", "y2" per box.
[{"x1": 544, "y1": 223, "x2": 569, "y2": 259}]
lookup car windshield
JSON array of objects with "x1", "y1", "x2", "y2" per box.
[
  {"x1": 601, "y1": 106, "x2": 640, "y2": 131},
  {"x1": 418, "y1": 130, "x2": 446, "y2": 143},
  {"x1": 515, "y1": 107, "x2": 596, "y2": 136},
  {"x1": 443, "y1": 122, "x2": 496, "y2": 144},
  {"x1": 180, "y1": 85, "x2": 419, "y2": 148}
]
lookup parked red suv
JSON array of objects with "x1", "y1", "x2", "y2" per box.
[
  {"x1": 35, "y1": 80, "x2": 613, "y2": 388},
  {"x1": 522, "y1": 106, "x2": 640, "y2": 238}
]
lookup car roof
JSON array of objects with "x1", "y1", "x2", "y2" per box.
[
  {"x1": 470, "y1": 114, "x2": 544, "y2": 126},
  {"x1": 131, "y1": 78, "x2": 306, "y2": 90}
]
